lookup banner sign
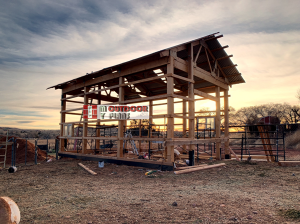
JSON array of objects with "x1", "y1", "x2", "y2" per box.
[{"x1": 83, "y1": 105, "x2": 149, "y2": 120}]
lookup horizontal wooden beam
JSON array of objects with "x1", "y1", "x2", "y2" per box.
[
  {"x1": 194, "y1": 89, "x2": 217, "y2": 101},
  {"x1": 211, "y1": 45, "x2": 229, "y2": 52},
  {"x1": 62, "y1": 57, "x2": 169, "y2": 94},
  {"x1": 61, "y1": 107, "x2": 82, "y2": 113},
  {"x1": 194, "y1": 67, "x2": 228, "y2": 90},
  {"x1": 121, "y1": 74, "x2": 171, "y2": 87},
  {"x1": 172, "y1": 74, "x2": 194, "y2": 83},
  {"x1": 165, "y1": 137, "x2": 229, "y2": 146},
  {"x1": 217, "y1": 55, "x2": 233, "y2": 61}
]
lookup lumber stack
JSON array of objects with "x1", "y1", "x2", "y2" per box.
[{"x1": 174, "y1": 163, "x2": 225, "y2": 174}]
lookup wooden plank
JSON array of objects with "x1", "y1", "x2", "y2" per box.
[
  {"x1": 188, "y1": 43, "x2": 195, "y2": 156},
  {"x1": 211, "y1": 45, "x2": 228, "y2": 52},
  {"x1": 194, "y1": 45, "x2": 202, "y2": 63},
  {"x1": 121, "y1": 74, "x2": 170, "y2": 87},
  {"x1": 215, "y1": 86, "x2": 221, "y2": 160},
  {"x1": 216, "y1": 55, "x2": 233, "y2": 61},
  {"x1": 62, "y1": 57, "x2": 169, "y2": 94},
  {"x1": 60, "y1": 107, "x2": 82, "y2": 113},
  {"x1": 167, "y1": 56, "x2": 175, "y2": 163},
  {"x1": 228, "y1": 147, "x2": 240, "y2": 161},
  {"x1": 120, "y1": 94, "x2": 169, "y2": 104},
  {"x1": 82, "y1": 87, "x2": 88, "y2": 154},
  {"x1": 165, "y1": 137, "x2": 228, "y2": 146},
  {"x1": 174, "y1": 58, "x2": 228, "y2": 90},
  {"x1": 118, "y1": 77, "x2": 125, "y2": 158},
  {"x1": 194, "y1": 89, "x2": 217, "y2": 101},
  {"x1": 194, "y1": 67, "x2": 228, "y2": 90},
  {"x1": 78, "y1": 163, "x2": 97, "y2": 175},
  {"x1": 174, "y1": 163, "x2": 225, "y2": 174},
  {"x1": 224, "y1": 90, "x2": 230, "y2": 157},
  {"x1": 60, "y1": 93, "x2": 66, "y2": 152},
  {"x1": 175, "y1": 164, "x2": 208, "y2": 170},
  {"x1": 172, "y1": 73, "x2": 194, "y2": 83}
]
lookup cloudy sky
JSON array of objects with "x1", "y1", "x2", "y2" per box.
[{"x1": 1, "y1": 0, "x2": 300, "y2": 129}]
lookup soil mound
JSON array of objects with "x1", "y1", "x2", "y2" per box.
[{"x1": 0, "y1": 136, "x2": 48, "y2": 165}]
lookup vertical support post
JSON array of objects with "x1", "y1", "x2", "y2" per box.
[
  {"x1": 117, "y1": 77, "x2": 125, "y2": 158},
  {"x1": 166, "y1": 55, "x2": 174, "y2": 163},
  {"x1": 82, "y1": 87, "x2": 88, "y2": 154},
  {"x1": 224, "y1": 89, "x2": 230, "y2": 159},
  {"x1": 35, "y1": 139, "x2": 37, "y2": 165},
  {"x1": 60, "y1": 93, "x2": 66, "y2": 152},
  {"x1": 96, "y1": 85, "x2": 101, "y2": 150},
  {"x1": 149, "y1": 100, "x2": 153, "y2": 150},
  {"x1": 182, "y1": 100, "x2": 187, "y2": 151},
  {"x1": 138, "y1": 119, "x2": 141, "y2": 153},
  {"x1": 215, "y1": 86, "x2": 221, "y2": 160},
  {"x1": 25, "y1": 139, "x2": 27, "y2": 165},
  {"x1": 188, "y1": 43, "x2": 195, "y2": 162},
  {"x1": 11, "y1": 138, "x2": 14, "y2": 167},
  {"x1": 276, "y1": 125, "x2": 279, "y2": 162}
]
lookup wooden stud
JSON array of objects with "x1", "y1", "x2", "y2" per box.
[
  {"x1": 215, "y1": 86, "x2": 221, "y2": 160},
  {"x1": 82, "y1": 87, "x2": 88, "y2": 154},
  {"x1": 224, "y1": 89, "x2": 230, "y2": 157},
  {"x1": 188, "y1": 43, "x2": 195, "y2": 154},
  {"x1": 182, "y1": 100, "x2": 187, "y2": 151},
  {"x1": 117, "y1": 77, "x2": 125, "y2": 158},
  {"x1": 166, "y1": 56, "x2": 174, "y2": 163},
  {"x1": 60, "y1": 93, "x2": 66, "y2": 152}
]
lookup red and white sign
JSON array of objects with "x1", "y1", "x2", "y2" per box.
[{"x1": 83, "y1": 105, "x2": 149, "y2": 120}]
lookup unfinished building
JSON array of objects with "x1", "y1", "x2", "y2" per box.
[{"x1": 48, "y1": 32, "x2": 245, "y2": 170}]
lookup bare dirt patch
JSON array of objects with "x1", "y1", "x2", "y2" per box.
[{"x1": 1, "y1": 159, "x2": 300, "y2": 223}]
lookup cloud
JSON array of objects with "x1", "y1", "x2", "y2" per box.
[
  {"x1": 1, "y1": 0, "x2": 300, "y2": 128},
  {"x1": 17, "y1": 121, "x2": 34, "y2": 124}
]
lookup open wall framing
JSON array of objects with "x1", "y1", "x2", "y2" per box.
[{"x1": 48, "y1": 32, "x2": 245, "y2": 170}]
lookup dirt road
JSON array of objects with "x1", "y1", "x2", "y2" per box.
[{"x1": 0, "y1": 159, "x2": 299, "y2": 223}]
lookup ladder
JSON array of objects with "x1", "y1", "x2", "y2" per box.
[
  {"x1": 258, "y1": 126, "x2": 275, "y2": 162},
  {"x1": 123, "y1": 130, "x2": 139, "y2": 155},
  {"x1": 0, "y1": 131, "x2": 10, "y2": 168}
]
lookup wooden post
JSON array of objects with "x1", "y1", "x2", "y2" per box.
[
  {"x1": 117, "y1": 77, "x2": 125, "y2": 158},
  {"x1": 82, "y1": 86, "x2": 88, "y2": 154},
  {"x1": 96, "y1": 85, "x2": 101, "y2": 150},
  {"x1": 224, "y1": 89, "x2": 230, "y2": 158},
  {"x1": 182, "y1": 100, "x2": 187, "y2": 151},
  {"x1": 166, "y1": 56, "x2": 174, "y2": 162},
  {"x1": 215, "y1": 86, "x2": 221, "y2": 160},
  {"x1": 188, "y1": 43, "x2": 195, "y2": 154},
  {"x1": 138, "y1": 119, "x2": 141, "y2": 152},
  {"x1": 60, "y1": 93, "x2": 66, "y2": 152},
  {"x1": 149, "y1": 100, "x2": 153, "y2": 150}
]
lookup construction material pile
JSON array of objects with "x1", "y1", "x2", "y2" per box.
[{"x1": 0, "y1": 136, "x2": 48, "y2": 165}]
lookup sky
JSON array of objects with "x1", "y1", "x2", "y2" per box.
[{"x1": 0, "y1": 0, "x2": 300, "y2": 129}]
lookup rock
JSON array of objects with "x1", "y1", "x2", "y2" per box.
[
  {"x1": 172, "y1": 202, "x2": 178, "y2": 206},
  {"x1": 229, "y1": 216, "x2": 237, "y2": 221},
  {"x1": 65, "y1": 216, "x2": 70, "y2": 219},
  {"x1": 253, "y1": 211, "x2": 258, "y2": 214},
  {"x1": 88, "y1": 222, "x2": 93, "y2": 224},
  {"x1": 247, "y1": 215, "x2": 252, "y2": 219},
  {"x1": 292, "y1": 173, "x2": 295, "y2": 176},
  {"x1": 220, "y1": 204, "x2": 225, "y2": 207},
  {"x1": 193, "y1": 186, "x2": 195, "y2": 189}
]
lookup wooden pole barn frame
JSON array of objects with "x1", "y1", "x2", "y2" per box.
[{"x1": 48, "y1": 32, "x2": 245, "y2": 170}]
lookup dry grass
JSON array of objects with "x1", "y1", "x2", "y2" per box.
[{"x1": 285, "y1": 129, "x2": 300, "y2": 149}]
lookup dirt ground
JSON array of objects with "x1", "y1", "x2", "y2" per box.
[{"x1": 0, "y1": 159, "x2": 300, "y2": 224}]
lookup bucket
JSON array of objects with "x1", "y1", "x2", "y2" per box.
[
  {"x1": 0, "y1": 196, "x2": 21, "y2": 224},
  {"x1": 98, "y1": 161, "x2": 104, "y2": 168}
]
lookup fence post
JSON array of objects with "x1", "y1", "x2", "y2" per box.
[
  {"x1": 276, "y1": 125, "x2": 279, "y2": 162},
  {"x1": 14, "y1": 139, "x2": 17, "y2": 167},
  {"x1": 55, "y1": 139, "x2": 59, "y2": 160},
  {"x1": 11, "y1": 138, "x2": 14, "y2": 167},
  {"x1": 35, "y1": 139, "x2": 37, "y2": 165},
  {"x1": 25, "y1": 139, "x2": 27, "y2": 165}
]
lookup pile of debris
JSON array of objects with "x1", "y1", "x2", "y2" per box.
[{"x1": 0, "y1": 136, "x2": 48, "y2": 165}]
